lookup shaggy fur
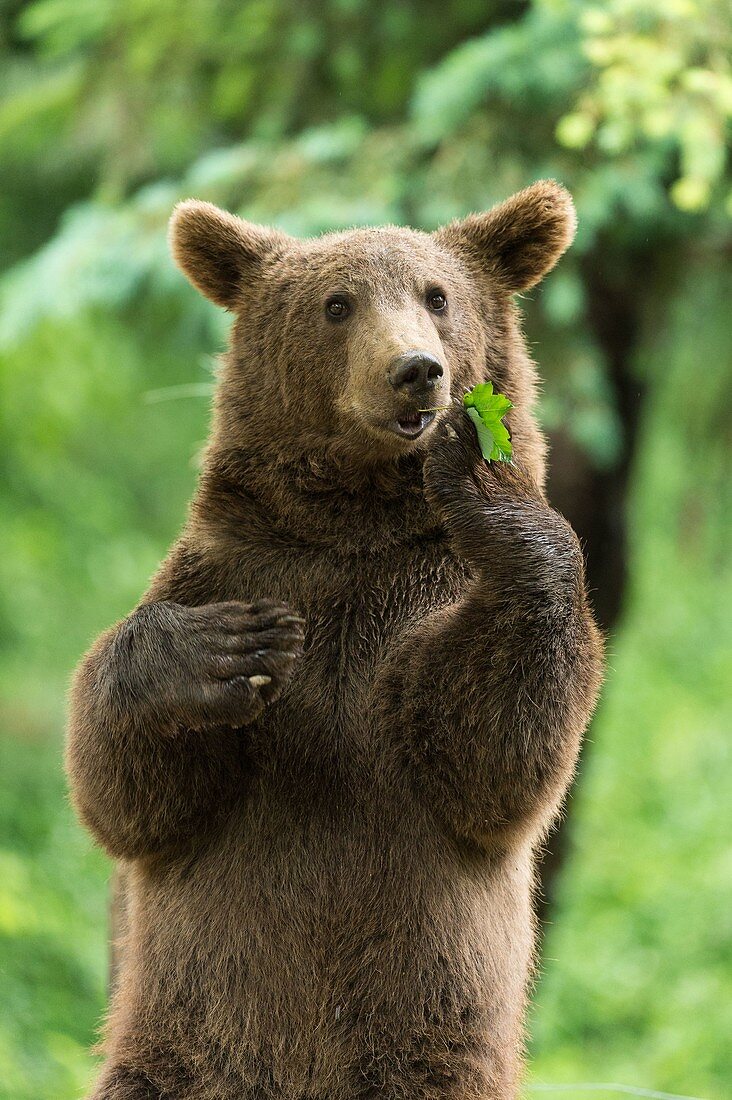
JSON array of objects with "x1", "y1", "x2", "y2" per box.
[{"x1": 67, "y1": 180, "x2": 603, "y2": 1100}]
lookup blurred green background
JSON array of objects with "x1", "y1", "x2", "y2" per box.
[{"x1": 0, "y1": 1, "x2": 731, "y2": 1097}]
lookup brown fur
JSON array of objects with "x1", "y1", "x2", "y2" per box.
[{"x1": 67, "y1": 181, "x2": 603, "y2": 1100}]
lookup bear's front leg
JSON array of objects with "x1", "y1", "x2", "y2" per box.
[
  {"x1": 67, "y1": 598, "x2": 305, "y2": 859},
  {"x1": 376, "y1": 411, "x2": 604, "y2": 846}
]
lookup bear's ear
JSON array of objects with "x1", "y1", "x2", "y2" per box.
[
  {"x1": 169, "y1": 199, "x2": 290, "y2": 309},
  {"x1": 435, "y1": 180, "x2": 576, "y2": 293}
]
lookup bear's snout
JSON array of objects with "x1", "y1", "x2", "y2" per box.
[{"x1": 387, "y1": 352, "x2": 444, "y2": 395}]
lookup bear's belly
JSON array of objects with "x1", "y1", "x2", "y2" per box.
[{"x1": 122, "y1": 785, "x2": 533, "y2": 1100}]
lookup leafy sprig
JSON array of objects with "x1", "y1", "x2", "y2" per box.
[{"x1": 463, "y1": 382, "x2": 513, "y2": 462}]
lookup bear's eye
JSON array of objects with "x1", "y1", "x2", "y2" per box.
[
  {"x1": 427, "y1": 290, "x2": 447, "y2": 313},
  {"x1": 325, "y1": 296, "x2": 350, "y2": 321}
]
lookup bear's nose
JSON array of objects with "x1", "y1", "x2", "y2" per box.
[{"x1": 387, "y1": 352, "x2": 444, "y2": 393}]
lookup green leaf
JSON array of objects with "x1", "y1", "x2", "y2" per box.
[{"x1": 463, "y1": 381, "x2": 513, "y2": 462}]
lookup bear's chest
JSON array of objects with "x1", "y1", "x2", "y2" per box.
[
  {"x1": 252, "y1": 536, "x2": 467, "y2": 806},
  {"x1": 305, "y1": 534, "x2": 463, "y2": 693}
]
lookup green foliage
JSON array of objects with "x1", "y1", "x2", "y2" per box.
[
  {"x1": 0, "y1": 0, "x2": 499, "y2": 201},
  {"x1": 463, "y1": 382, "x2": 513, "y2": 461},
  {"x1": 0, "y1": 730, "x2": 106, "y2": 1099},
  {"x1": 0, "y1": 305, "x2": 213, "y2": 704},
  {"x1": 555, "y1": 0, "x2": 732, "y2": 212},
  {"x1": 529, "y1": 257, "x2": 732, "y2": 1099},
  {"x1": 411, "y1": 5, "x2": 588, "y2": 145},
  {"x1": 0, "y1": 1, "x2": 730, "y2": 1097}
]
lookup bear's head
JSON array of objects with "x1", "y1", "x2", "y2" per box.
[{"x1": 170, "y1": 181, "x2": 575, "y2": 491}]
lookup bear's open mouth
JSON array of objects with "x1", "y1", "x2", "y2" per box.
[{"x1": 391, "y1": 410, "x2": 436, "y2": 439}]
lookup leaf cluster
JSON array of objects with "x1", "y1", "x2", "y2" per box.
[{"x1": 463, "y1": 382, "x2": 513, "y2": 462}]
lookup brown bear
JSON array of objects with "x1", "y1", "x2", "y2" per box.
[{"x1": 67, "y1": 180, "x2": 603, "y2": 1100}]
